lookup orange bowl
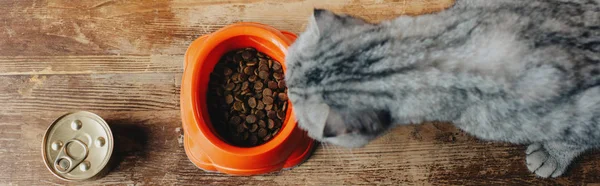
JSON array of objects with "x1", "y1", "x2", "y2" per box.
[{"x1": 180, "y1": 22, "x2": 316, "y2": 175}]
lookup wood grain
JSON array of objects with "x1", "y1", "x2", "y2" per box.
[
  {"x1": 0, "y1": 55, "x2": 183, "y2": 75},
  {"x1": 0, "y1": 0, "x2": 453, "y2": 56},
  {"x1": 2, "y1": 0, "x2": 600, "y2": 185},
  {"x1": 0, "y1": 73, "x2": 180, "y2": 113}
]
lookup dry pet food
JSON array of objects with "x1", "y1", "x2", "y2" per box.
[{"x1": 207, "y1": 48, "x2": 288, "y2": 147}]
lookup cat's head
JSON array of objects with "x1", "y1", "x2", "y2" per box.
[{"x1": 285, "y1": 9, "x2": 393, "y2": 148}]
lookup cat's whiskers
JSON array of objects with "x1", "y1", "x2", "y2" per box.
[
  {"x1": 331, "y1": 143, "x2": 348, "y2": 166},
  {"x1": 348, "y1": 148, "x2": 358, "y2": 162},
  {"x1": 319, "y1": 141, "x2": 328, "y2": 152},
  {"x1": 321, "y1": 142, "x2": 344, "y2": 166}
]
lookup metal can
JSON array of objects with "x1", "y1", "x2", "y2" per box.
[{"x1": 42, "y1": 111, "x2": 114, "y2": 181}]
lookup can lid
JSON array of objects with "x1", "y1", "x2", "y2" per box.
[{"x1": 42, "y1": 111, "x2": 114, "y2": 181}]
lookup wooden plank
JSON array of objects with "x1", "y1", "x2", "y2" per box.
[
  {"x1": 0, "y1": 55, "x2": 183, "y2": 75},
  {"x1": 0, "y1": 73, "x2": 180, "y2": 113},
  {"x1": 2, "y1": 110, "x2": 599, "y2": 185},
  {"x1": 0, "y1": 0, "x2": 454, "y2": 56},
  {"x1": 2, "y1": 73, "x2": 598, "y2": 185},
  {"x1": 2, "y1": 0, "x2": 600, "y2": 185}
]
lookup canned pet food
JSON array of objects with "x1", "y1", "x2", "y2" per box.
[{"x1": 42, "y1": 111, "x2": 114, "y2": 181}]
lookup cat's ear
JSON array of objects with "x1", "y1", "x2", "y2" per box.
[
  {"x1": 309, "y1": 8, "x2": 367, "y2": 36},
  {"x1": 322, "y1": 107, "x2": 392, "y2": 138},
  {"x1": 308, "y1": 8, "x2": 336, "y2": 36}
]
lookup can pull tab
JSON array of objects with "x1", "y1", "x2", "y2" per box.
[{"x1": 53, "y1": 139, "x2": 89, "y2": 174}]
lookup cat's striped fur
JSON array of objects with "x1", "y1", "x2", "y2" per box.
[{"x1": 285, "y1": 0, "x2": 599, "y2": 178}]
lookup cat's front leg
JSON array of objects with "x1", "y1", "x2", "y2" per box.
[{"x1": 525, "y1": 141, "x2": 589, "y2": 178}]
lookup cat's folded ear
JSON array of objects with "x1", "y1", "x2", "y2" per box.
[
  {"x1": 309, "y1": 8, "x2": 367, "y2": 36},
  {"x1": 309, "y1": 8, "x2": 336, "y2": 36},
  {"x1": 322, "y1": 106, "x2": 392, "y2": 138}
]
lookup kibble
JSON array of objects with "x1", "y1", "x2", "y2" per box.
[
  {"x1": 206, "y1": 47, "x2": 288, "y2": 147},
  {"x1": 268, "y1": 81, "x2": 278, "y2": 90},
  {"x1": 263, "y1": 96, "x2": 274, "y2": 105},
  {"x1": 263, "y1": 88, "x2": 273, "y2": 97}
]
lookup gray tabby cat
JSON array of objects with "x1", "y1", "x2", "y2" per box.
[{"x1": 284, "y1": 0, "x2": 599, "y2": 178}]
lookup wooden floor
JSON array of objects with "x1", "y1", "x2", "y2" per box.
[{"x1": 1, "y1": 0, "x2": 600, "y2": 185}]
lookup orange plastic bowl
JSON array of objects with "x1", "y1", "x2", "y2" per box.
[{"x1": 180, "y1": 22, "x2": 316, "y2": 175}]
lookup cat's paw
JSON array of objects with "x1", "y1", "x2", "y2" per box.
[{"x1": 525, "y1": 143, "x2": 569, "y2": 178}]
